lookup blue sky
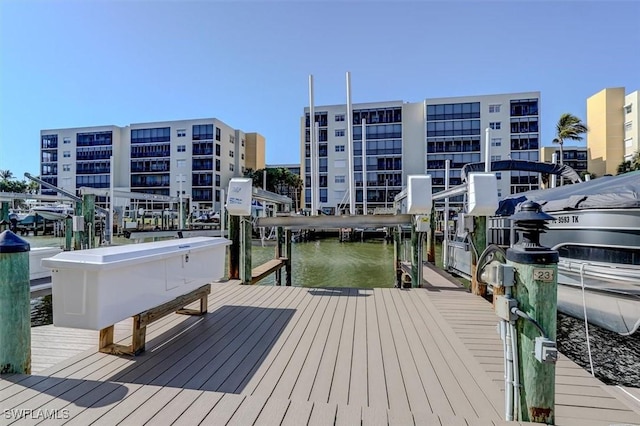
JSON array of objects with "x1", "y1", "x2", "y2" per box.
[{"x1": 1, "y1": 0, "x2": 638, "y2": 180}]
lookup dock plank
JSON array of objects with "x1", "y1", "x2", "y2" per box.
[{"x1": 1, "y1": 280, "x2": 637, "y2": 426}]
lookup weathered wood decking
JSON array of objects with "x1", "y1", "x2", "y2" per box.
[{"x1": 2, "y1": 266, "x2": 639, "y2": 425}]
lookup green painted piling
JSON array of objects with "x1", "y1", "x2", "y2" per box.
[
  {"x1": 83, "y1": 194, "x2": 96, "y2": 248},
  {"x1": 410, "y1": 221, "x2": 419, "y2": 287},
  {"x1": 1, "y1": 202, "x2": 9, "y2": 223},
  {"x1": 393, "y1": 226, "x2": 402, "y2": 287},
  {"x1": 507, "y1": 201, "x2": 559, "y2": 424},
  {"x1": 510, "y1": 262, "x2": 558, "y2": 423},
  {"x1": 285, "y1": 229, "x2": 292, "y2": 286},
  {"x1": 228, "y1": 216, "x2": 240, "y2": 280},
  {"x1": 242, "y1": 218, "x2": 252, "y2": 285},
  {"x1": 0, "y1": 231, "x2": 31, "y2": 374},
  {"x1": 73, "y1": 203, "x2": 83, "y2": 250},
  {"x1": 275, "y1": 227, "x2": 283, "y2": 285},
  {"x1": 65, "y1": 216, "x2": 72, "y2": 251}
]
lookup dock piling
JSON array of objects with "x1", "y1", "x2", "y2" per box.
[
  {"x1": 0, "y1": 230, "x2": 31, "y2": 374},
  {"x1": 506, "y1": 201, "x2": 559, "y2": 423}
]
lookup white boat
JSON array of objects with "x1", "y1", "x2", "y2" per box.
[
  {"x1": 30, "y1": 204, "x2": 75, "y2": 221},
  {"x1": 493, "y1": 171, "x2": 640, "y2": 335}
]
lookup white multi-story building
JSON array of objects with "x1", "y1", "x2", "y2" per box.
[
  {"x1": 40, "y1": 118, "x2": 263, "y2": 212},
  {"x1": 301, "y1": 92, "x2": 541, "y2": 213}
]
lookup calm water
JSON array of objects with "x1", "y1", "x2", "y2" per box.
[{"x1": 26, "y1": 235, "x2": 638, "y2": 387}]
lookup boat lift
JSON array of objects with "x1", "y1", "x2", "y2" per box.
[{"x1": 24, "y1": 173, "x2": 110, "y2": 243}]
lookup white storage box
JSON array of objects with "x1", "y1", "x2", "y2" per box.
[
  {"x1": 30, "y1": 247, "x2": 63, "y2": 280},
  {"x1": 42, "y1": 237, "x2": 231, "y2": 330}
]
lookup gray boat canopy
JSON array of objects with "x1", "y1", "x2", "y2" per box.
[
  {"x1": 496, "y1": 170, "x2": 640, "y2": 216},
  {"x1": 461, "y1": 160, "x2": 582, "y2": 184}
]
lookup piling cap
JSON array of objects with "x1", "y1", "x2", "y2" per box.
[
  {"x1": 510, "y1": 201, "x2": 555, "y2": 222},
  {"x1": 0, "y1": 230, "x2": 30, "y2": 253}
]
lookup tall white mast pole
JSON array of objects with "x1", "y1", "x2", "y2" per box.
[
  {"x1": 108, "y1": 155, "x2": 114, "y2": 244},
  {"x1": 346, "y1": 71, "x2": 355, "y2": 215},
  {"x1": 362, "y1": 118, "x2": 367, "y2": 215},
  {"x1": 485, "y1": 127, "x2": 491, "y2": 173},
  {"x1": 309, "y1": 75, "x2": 316, "y2": 215},
  {"x1": 443, "y1": 159, "x2": 450, "y2": 269},
  {"x1": 314, "y1": 122, "x2": 320, "y2": 215}
]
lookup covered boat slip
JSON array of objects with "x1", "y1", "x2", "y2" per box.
[{"x1": 4, "y1": 276, "x2": 639, "y2": 425}]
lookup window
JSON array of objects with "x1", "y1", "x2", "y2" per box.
[
  {"x1": 241, "y1": 139, "x2": 245, "y2": 147},
  {"x1": 334, "y1": 159, "x2": 346, "y2": 168},
  {"x1": 215, "y1": 127, "x2": 221, "y2": 141},
  {"x1": 215, "y1": 159, "x2": 220, "y2": 171},
  {"x1": 489, "y1": 122, "x2": 501, "y2": 130},
  {"x1": 491, "y1": 138, "x2": 502, "y2": 147},
  {"x1": 491, "y1": 155, "x2": 502, "y2": 161},
  {"x1": 177, "y1": 145, "x2": 186, "y2": 152},
  {"x1": 192, "y1": 124, "x2": 213, "y2": 140},
  {"x1": 177, "y1": 129, "x2": 186, "y2": 137},
  {"x1": 625, "y1": 122, "x2": 633, "y2": 132},
  {"x1": 216, "y1": 174, "x2": 221, "y2": 186},
  {"x1": 335, "y1": 175, "x2": 346, "y2": 183},
  {"x1": 131, "y1": 127, "x2": 170, "y2": 144},
  {"x1": 177, "y1": 159, "x2": 186, "y2": 168},
  {"x1": 335, "y1": 145, "x2": 345, "y2": 152},
  {"x1": 496, "y1": 172, "x2": 502, "y2": 180},
  {"x1": 625, "y1": 104, "x2": 633, "y2": 114},
  {"x1": 229, "y1": 135, "x2": 235, "y2": 144},
  {"x1": 63, "y1": 137, "x2": 71, "y2": 144},
  {"x1": 229, "y1": 164, "x2": 234, "y2": 172},
  {"x1": 241, "y1": 153, "x2": 244, "y2": 160},
  {"x1": 63, "y1": 151, "x2": 71, "y2": 158},
  {"x1": 335, "y1": 114, "x2": 345, "y2": 122},
  {"x1": 229, "y1": 150, "x2": 234, "y2": 158},
  {"x1": 335, "y1": 129, "x2": 345, "y2": 137},
  {"x1": 63, "y1": 164, "x2": 71, "y2": 172},
  {"x1": 215, "y1": 144, "x2": 221, "y2": 156},
  {"x1": 489, "y1": 104, "x2": 501, "y2": 113}
]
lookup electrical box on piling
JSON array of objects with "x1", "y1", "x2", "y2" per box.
[
  {"x1": 467, "y1": 173, "x2": 498, "y2": 216},
  {"x1": 407, "y1": 175, "x2": 432, "y2": 215},
  {"x1": 226, "y1": 178, "x2": 253, "y2": 216}
]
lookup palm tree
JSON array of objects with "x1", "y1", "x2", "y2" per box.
[
  {"x1": 553, "y1": 113, "x2": 588, "y2": 166},
  {"x1": 553, "y1": 113, "x2": 588, "y2": 185},
  {"x1": 0, "y1": 169, "x2": 13, "y2": 181}
]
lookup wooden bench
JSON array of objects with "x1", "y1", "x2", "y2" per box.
[
  {"x1": 251, "y1": 257, "x2": 288, "y2": 285},
  {"x1": 98, "y1": 284, "x2": 211, "y2": 356}
]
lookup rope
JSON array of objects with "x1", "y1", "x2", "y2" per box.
[{"x1": 579, "y1": 262, "x2": 595, "y2": 376}]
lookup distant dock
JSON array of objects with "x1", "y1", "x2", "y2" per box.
[{"x1": 5, "y1": 267, "x2": 640, "y2": 425}]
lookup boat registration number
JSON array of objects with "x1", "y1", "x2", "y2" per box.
[{"x1": 533, "y1": 269, "x2": 555, "y2": 282}]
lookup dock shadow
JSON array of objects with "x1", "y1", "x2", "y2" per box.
[
  {"x1": 2, "y1": 375, "x2": 129, "y2": 408},
  {"x1": 306, "y1": 288, "x2": 371, "y2": 297},
  {"x1": 102, "y1": 305, "x2": 295, "y2": 394}
]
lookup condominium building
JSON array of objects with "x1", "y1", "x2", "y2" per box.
[
  {"x1": 540, "y1": 146, "x2": 588, "y2": 179},
  {"x1": 40, "y1": 118, "x2": 264, "y2": 212},
  {"x1": 301, "y1": 92, "x2": 541, "y2": 213},
  {"x1": 587, "y1": 87, "x2": 640, "y2": 176}
]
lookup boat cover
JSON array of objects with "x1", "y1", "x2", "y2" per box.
[
  {"x1": 461, "y1": 160, "x2": 582, "y2": 184},
  {"x1": 496, "y1": 170, "x2": 640, "y2": 216}
]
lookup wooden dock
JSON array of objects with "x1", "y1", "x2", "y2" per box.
[{"x1": 2, "y1": 269, "x2": 639, "y2": 425}]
